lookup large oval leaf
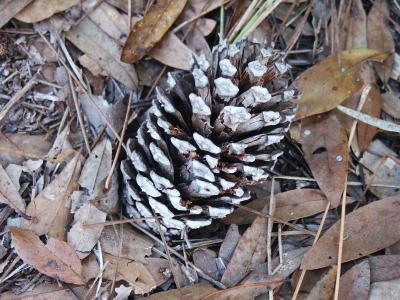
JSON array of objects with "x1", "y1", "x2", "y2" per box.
[
  {"x1": 296, "y1": 49, "x2": 388, "y2": 119},
  {"x1": 301, "y1": 196, "x2": 400, "y2": 270}
]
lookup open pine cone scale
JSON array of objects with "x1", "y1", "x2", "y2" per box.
[{"x1": 121, "y1": 40, "x2": 298, "y2": 236}]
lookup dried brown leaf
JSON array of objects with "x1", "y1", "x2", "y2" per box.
[
  {"x1": 9, "y1": 227, "x2": 85, "y2": 285},
  {"x1": 82, "y1": 253, "x2": 156, "y2": 294},
  {"x1": 15, "y1": 0, "x2": 79, "y2": 23},
  {"x1": 0, "y1": 164, "x2": 26, "y2": 214},
  {"x1": 300, "y1": 113, "x2": 348, "y2": 208},
  {"x1": 301, "y1": 195, "x2": 400, "y2": 270},
  {"x1": 357, "y1": 86, "x2": 381, "y2": 151},
  {"x1": 149, "y1": 32, "x2": 193, "y2": 70},
  {"x1": 1, "y1": 284, "x2": 90, "y2": 300},
  {"x1": 0, "y1": 133, "x2": 52, "y2": 166},
  {"x1": 381, "y1": 90, "x2": 400, "y2": 119},
  {"x1": 66, "y1": 18, "x2": 138, "y2": 89},
  {"x1": 67, "y1": 203, "x2": 107, "y2": 259},
  {"x1": 272, "y1": 247, "x2": 310, "y2": 279},
  {"x1": 221, "y1": 210, "x2": 268, "y2": 287},
  {"x1": 144, "y1": 257, "x2": 172, "y2": 286},
  {"x1": 369, "y1": 255, "x2": 400, "y2": 283},
  {"x1": 21, "y1": 154, "x2": 82, "y2": 239},
  {"x1": 100, "y1": 225, "x2": 153, "y2": 263},
  {"x1": 296, "y1": 49, "x2": 388, "y2": 119},
  {"x1": 144, "y1": 283, "x2": 217, "y2": 299},
  {"x1": 367, "y1": 1, "x2": 395, "y2": 83},
  {"x1": 345, "y1": 0, "x2": 367, "y2": 49},
  {"x1": 306, "y1": 266, "x2": 337, "y2": 300},
  {"x1": 224, "y1": 189, "x2": 343, "y2": 225},
  {"x1": 203, "y1": 274, "x2": 283, "y2": 300},
  {"x1": 339, "y1": 260, "x2": 370, "y2": 300},
  {"x1": 121, "y1": 0, "x2": 188, "y2": 63},
  {"x1": 0, "y1": 0, "x2": 32, "y2": 28}
]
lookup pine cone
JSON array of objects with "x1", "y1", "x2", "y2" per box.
[{"x1": 121, "y1": 40, "x2": 298, "y2": 236}]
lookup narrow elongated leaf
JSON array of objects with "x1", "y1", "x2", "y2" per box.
[
  {"x1": 339, "y1": 260, "x2": 370, "y2": 300},
  {"x1": 21, "y1": 154, "x2": 82, "y2": 239},
  {"x1": 9, "y1": 227, "x2": 85, "y2": 285},
  {"x1": 121, "y1": 0, "x2": 188, "y2": 63},
  {"x1": 301, "y1": 196, "x2": 400, "y2": 270},
  {"x1": 0, "y1": 164, "x2": 26, "y2": 213},
  {"x1": 221, "y1": 211, "x2": 268, "y2": 287},
  {"x1": 296, "y1": 49, "x2": 388, "y2": 119},
  {"x1": 300, "y1": 113, "x2": 348, "y2": 208},
  {"x1": 369, "y1": 255, "x2": 400, "y2": 283}
]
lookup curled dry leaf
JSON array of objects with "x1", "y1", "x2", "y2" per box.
[
  {"x1": 21, "y1": 154, "x2": 82, "y2": 240},
  {"x1": 15, "y1": 0, "x2": 79, "y2": 23},
  {"x1": 369, "y1": 255, "x2": 400, "y2": 283},
  {"x1": 339, "y1": 260, "x2": 370, "y2": 300},
  {"x1": 100, "y1": 226, "x2": 153, "y2": 263},
  {"x1": 83, "y1": 253, "x2": 156, "y2": 294},
  {"x1": 367, "y1": 1, "x2": 395, "y2": 83},
  {"x1": 121, "y1": 0, "x2": 188, "y2": 63},
  {"x1": 296, "y1": 49, "x2": 388, "y2": 119},
  {"x1": 301, "y1": 195, "x2": 400, "y2": 270},
  {"x1": 300, "y1": 113, "x2": 348, "y2": 208},
  {"x1": 9, "y1": 227, "x2": 85, "y2": 285},
  {"x1": 221, "y1": 209, "x2": 268, "y2": 287},
  {"x1": 306, "y1": 266, "x2": 337, "y2": 300},
  {"x1": 66, "y1": 18, "x2": 138, "y2": 89},
  {"x1": 0, "y1": 164, "x2": 26, "y2": 214},
  {"x1": 67, "y1": 203, "x2": 107, "y2": 259}
]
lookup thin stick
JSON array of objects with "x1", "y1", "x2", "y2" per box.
[
  {"x1": 105, "y1": 94, "x2": 132, "y2": 189},
  {"x1": 267, "y1": 177, "x2": 276, "y2": 300},
  {"x1": 347, "y1": 85, "x2": 372, "y2": 150},
  {"x1": 69, "y1": 75, "x2": 91, "y2": 154},
  {"x1": 291, "y1": 201, "x2": 330, "y2": 300},
  {"x1": 0, "y1": 75, "x2": 37, "y2": 123},
  {"x1": 334, "y1": 181, "x2": 347, "y2": 300}
]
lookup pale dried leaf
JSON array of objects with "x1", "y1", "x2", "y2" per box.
[
  {"x1": 21, "y1": 154, "x2": 81, "y2": 239},
  {"x1": 67, "y1": 203, "x2": 107, "y2": 259},
  {"x1": 369, "y1": 278, "x2": 400, "y2": 300},
  {"x1": 143, "y1": 283, "x2": 217, "y2": 300},
  {"x1": 100, "y1": 226, "x2": 153, "y2": 263},
  {"x1": 66, "y1": 18, "x2": 138, "y2": 89},
  {"x1": 339, "y1": 260, "x2": 370, "y2": 300},
  {"x1": 15, "y1": 0, "x2": 79, "y2": 23},
  {"x1": 306, "y1": 266, "x2": 336, "y2": 300},
  {"x1": 82, "y1": 253, "x2": 156, "y2": 294},
  {"x1": 0, "y1": 164, "x2": 26, "y2": 213},
  {"x1": 149, "y1": 32, "x2": 193, "y2": 70}
]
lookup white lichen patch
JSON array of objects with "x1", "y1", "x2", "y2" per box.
[{"x1": 214, "y1": 78, "x2": 239, "y2": 97}]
